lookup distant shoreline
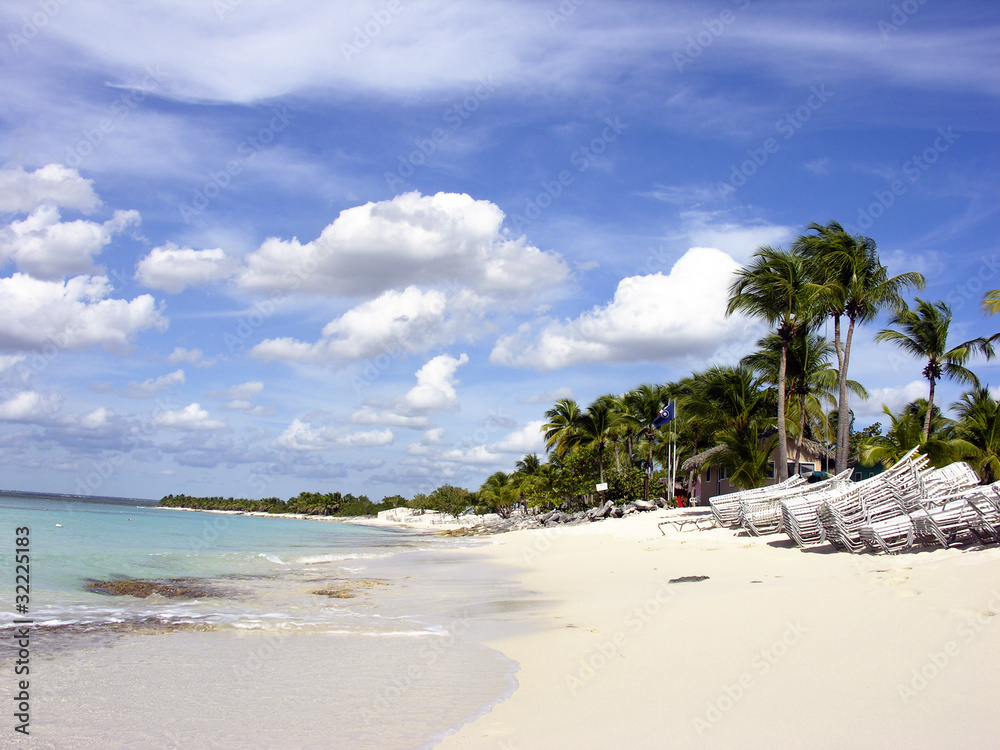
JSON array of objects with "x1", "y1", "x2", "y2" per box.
[{"x1": 0, "y1": 489, "x2": 158, "y2": 505}]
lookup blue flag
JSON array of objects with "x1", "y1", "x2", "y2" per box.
[{"x1": 653, "y1": 400, "x2": 675, "y2": 427}]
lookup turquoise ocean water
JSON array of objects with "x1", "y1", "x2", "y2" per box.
[{"x1": 0, "y1": 495, "x2": 527, "y2": 749}]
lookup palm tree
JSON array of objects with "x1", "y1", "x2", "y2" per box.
[
  {"x1": 576, "y1": 396, "x2": 620, "y2": 484},
  {"x1": 515, "y1": 453, "x2": 541, "y2": 475},
  {"x1": 624, "y1": 383, "x2": 670, "y2": 503},
  {"x1": 479, "y1": 471, "x2": 521, "y2": 518},
  {"x1": 713, "y1": 424, "x2": 781, "y2": 491},
  {"x1": 543, "y1": 398, "x2": 583, "y2": 458},
  {"x1": 951, "y1": 388, "x2": 1000, "y2": 484},
  {"x1": 684, "y1": 364, "x2": 778, "y2": 489},
  {"x1": 662, "y1": 376, "x2": 715, "y2": 500},
  {"x1": 983, "y1": 290, "x2": 1000, "y2": 317},
  {"x1": 858, "y1": 401, "x2": 959, "y2": 469},
  {"x1": 876, "y1": 298, "x2": 993, "y2": 442},
  {"x1": 727, "y1": 247, "x2": 817, "y2": 482},
  {"x1": 794, "y1": 221, "x2": 924, "y2": 473},
  {"x1": 742, "y1": 331, "x2": 868, "y2": 472}
]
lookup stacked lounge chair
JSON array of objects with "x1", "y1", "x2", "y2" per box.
[
  {"x1": 705, "y1": 448, "x2": 1000, "y2": 555},
  {"x1": 780, "y1": 449, "x2": 922, "y2": 549},
  {"x1": 708, "y1": 474, "x2": 806, "y2": 528},
  {"x1": 741, "y1": 469, "x2": 851, "y2": 537},
  {"x1": 911, "y1": 482, "x2": 1000, "y2": 548}
]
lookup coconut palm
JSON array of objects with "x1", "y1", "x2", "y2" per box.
[
  {"x1": 983, "y1": 290, "x2": 1000, "y2": 317},
  {"x1": 479, "y1": 471, "x2": 521, "y2": 518},
  {"x1": 543, "y1": 398, "x2": 583, "y2": 458},
  {"x1": 858, "y1": 401, "x2": 959, "y2": 469},
  {"x1": 712, "y1": 424, "x2": 781, "y2": 491},
  {"x1": 603, "y1": 393, "x2": 635, "y2": 473},
  {"x1": 727, "y1": 247, "x2": 818, "y2": 481},
  {"x1": 624, "y1": 383, "x2": 670, "y2": 503},
  {"x1": 794, "y1": 221, "x2": 925, "y2": 473},
  {"x1": 683, "y1": 365, "x2": 778, "y2": 489},
  {"x1": 951, "y1": 388, "x2": 1000, "y2": 484},
  {"x1": 576, "y1": 395, "x2": 620, "y2": 484},
  {"x1": 876, "y1": 298, "x2": 993, "y2": 442},
  {"x1": 742, "y1": 331, "x2": 868, "y2": 472},
  {"x1": 515, "y1": 453, "x2": 542, "y2": 475}
]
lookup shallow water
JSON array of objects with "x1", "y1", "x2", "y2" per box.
[{"x1": 0, "y1": 496, "x2": 534, "y2": 748}]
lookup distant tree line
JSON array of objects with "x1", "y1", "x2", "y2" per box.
[{"x1": 159, "y1": 491, "x2": 407, "y2": 517}]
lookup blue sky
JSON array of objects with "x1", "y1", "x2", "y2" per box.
[{"x1": 0, "y1": 0, "x2": 998, "y2": 500}]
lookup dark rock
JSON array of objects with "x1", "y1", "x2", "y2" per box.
[
  {"x1": 668, "y1": 575, "x2": 710, "y2": 584},
  {"x1": 632, "y1": 499, "x2": 657, "y2": 512},
  {"x1": 85, "y1": 578, "x2": 227, "y2": 599}
]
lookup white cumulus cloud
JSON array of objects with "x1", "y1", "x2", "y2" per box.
[
  {"x1": 251, "y1": 286, "x2": 449, "y2": 363},
  {"x1": 238, "y1": 192, "x2": 568, "y2": 300},
  {"x1": 0, "y1": 273, "x2": 166, "y2": 352},
  {"x1": 0, "y1": 164, "x2": 100, "y2": 214},
  {"x1": 0, "y1": 205, "x2": 140, "y2": 280},
  {"x1": 167, "y1": 347, "x2": 215, "y2": 367},
  {"x1": 272, "y1": 418, "x2": 393, "y2": 451},
  {"x1": 490, "y1": 247, "x2": 757, "y2": 371},
  {"x1": 489, "y1": 420, "x2": 546, "y2": 454},
  {"x1": 854, "y1": 380, "x2": 930, "y2": 418},
  {"x1": 121, "y1": 369, "x2": 185, "y2": 398},
  {"x1": 401, "y1": 353, "x2": 469, "y2": 414},
  {"x1": 0, "y1": 391, "x2": 62, "y2": 421},
  {"x1": 152, "y1": 403, "x2": 226, "y2": 431},
  {"x1": 135, "y1": 243, "x2": 238, "y2": 293}
]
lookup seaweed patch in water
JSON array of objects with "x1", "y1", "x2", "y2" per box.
[
  {"x1": 84, "y1": 578, "x2": 230, "y2": 599},
  {"x1": 311, "y1": 579, "x2": 389, "y2": 598}
]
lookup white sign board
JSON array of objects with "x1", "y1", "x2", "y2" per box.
[{"x1": 595, "y1": 482, "x2": 608, "y2": 492}]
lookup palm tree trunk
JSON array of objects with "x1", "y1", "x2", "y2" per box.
[
  {"x1": 794, "y1": 393, "x2": 806, "y2": 472},
  {"x1": 776, "y1": 344, "x2": 789, "y2": 482},
  {"x1": 924, "y1": 375, "x2": 936, "y2": 443},
  {"x1": 836, "y1": 316, "x2": 855, "y2": 474},
  {"x1": 644, "y1": 430, "x2": 654, "y2": 503}
]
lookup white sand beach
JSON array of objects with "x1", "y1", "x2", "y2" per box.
[{"x1": 438, "y1": 509, "x2": 1000, "y2": 749}]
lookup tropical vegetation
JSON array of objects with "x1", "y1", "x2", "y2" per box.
[{"x1": 161, "y1": 223, "x2": 1000, "y2": 519}]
